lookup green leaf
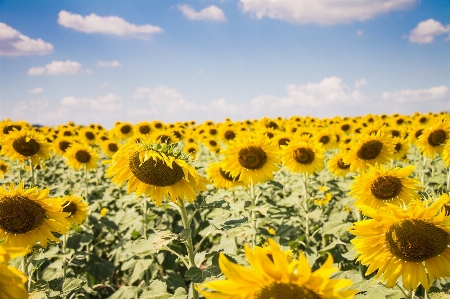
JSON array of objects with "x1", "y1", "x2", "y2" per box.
[
  {"x1": 129, "y1": 259, "x2": 153, "y2": 285},
  {"x1": 322, "y1": 221, "x2": 352, "y2": 236},
  {"x1": 109, "y1": 286, "x2": 141, "y2": 299},
  {"x1": 184, "y1": 266, "x2": 221, "y2": 283},
  {"x1": 140, "y1": 280, "x2": 172, "y2": 299},
  {"x1": 220, "y1": 217, "x2": 248, "y2": 230},
  {"x1": 123, "y1": 231, "x2": 178, "y2": 258},
  {"x1": 42, "y1": 261, "x2": 64, "y2": 281},
  {"x1": 179, "y1": 228, "x2": 192, "y2": 243},
  {"x1": 87, "y1": 256, "x2": 115, "y2": 281}
]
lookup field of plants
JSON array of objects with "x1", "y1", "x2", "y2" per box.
[{"x1": 1, "y1": 112, "x2": 450, "y2": 299}]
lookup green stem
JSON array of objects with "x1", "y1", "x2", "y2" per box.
[
  {"x1": 178, "y1": 202, "x2": 199, "y2": 299},
  {"x1": 84, "y1": 165, "x2": 89, "y2": 201},
  {"x1": 162, "y1": 245, "x2": 189, "y2": 268},
  {"x1": 447, "y1": 167, "x2": 450, "y2": 192},
  {"x1": 355, "y1": 209, "x2": 365, "y2": 278},
  {"x1": 29, "y1": 158, "x2": 36, "y2": 187},
  {"x1": 63, "y1": 233, "x2": 68, "y2": 279},
  {"x1": 142, "y1": 200, "x2": 148, "y2": 240},
  {"x1": 396, "y1": 283, "x2": 408, "y2": 299},
  {"x1": 302, "y1": 173, "x2": 310, "y2": 247},
  {"x1": 249, "y1": 180, "x2": 257, "y2": 247},
  {"x1": 22, "y1": 254, "x2": 30, "y2": 291}
]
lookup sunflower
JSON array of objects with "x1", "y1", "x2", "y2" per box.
[
  {"x1": 52, "y1": 136, "x2": 80, "y2": 156},
  {"x1": 105, "y1": 141, "x2": 208, "y2": 206},
  {"x1": 198, "y1": 238, "x2": 356, "y2": 299},
  {"x1": 0, "y1": 182, "x2": 70, "y2": 248},
  {"x1": 0, "y1": 119, "x2": 28, "y2": 138},
  {"x1": 202, "y1": 136, "x2": 221, "y2": 152},
  {"x1": 0, "y1": 246, "x2": 29, "y2": 299},
  {"x1": 77, "y1": 127, "x2": 97, "y2": 145},
  {"x1": 2, "y1": 128, "x2": 52, "y2": 166},
  {"x1": 218, "y1": 125, "x2": 239, "y2": 142},
  {"x1": 281, "y1": 137, "x2": 325, "y2": 175},
  {"x1": 61, "y1": 194, "x2": 89, "y2": 225},
  {"x1": 350, "y1": 194, "x2": 450, "y2": 290},
  {"x1": 221, "y1": 134, "x2": 280, "y2": 185},
  {"x1": 327, "y1": 151, "x2": 352, "y2": 177},
  {"x1": 150, "y1": 130, "x2": 177, "y2": 145},
  {"x1": 111, "y1": 122, "x2": 134, "y2": 141},
  {"x1": 272, "y1": 133, "x2": 291, "y2": 149},
  {"x1": 100, "y1": 140, "x2": 121, "y2": 158},
  {"x1": 416, "y1": 120, "x2": 450, "y2": 158},
  {"x1": 64, "y1": 143, "x2": 99, "y2": 171},
  {"x1": 0, "y1": 160, "x2": 9, "y2": 178},
  {"x1": 343, "y1": 130, "x2": 394, "y2": 172},
  {"x1": 151, "y1": 120, "x2": 166, "y2": 131},
  {"x1": 442, "y1": 140, "x2": 450, "y2": 167},
  {"x1": 315, "y1": 129, "x2": 337, "y2": 150},
  {"x1": 183, "y1": 142, "x2": 200, "y2": 159},
  {"x1": 206, "y1": 161, "x2": 244, "y2": 190},
  {"x1": 349, "y1": 164, "x2": 421, "y2": 210},
  {"x1": 392, "y1": 136, "x2": 410, "y2": 161}
]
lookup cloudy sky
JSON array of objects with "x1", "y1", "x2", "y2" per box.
[{"x1": 0, "y1": 0, "x2": 449, "y2": 128}]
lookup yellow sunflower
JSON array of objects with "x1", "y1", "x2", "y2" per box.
[
  {"x1": 105, "y1": 141, "x2": 208, "y2": 206},
  {"x1": 112, "y1": 122, "x2": 134, "y2": 141},
  {"x1": 77, "y1": 127, "x2": 98, "y2": 145},
  {"x1": 100, "y1": 140, "x2": 121, "y2": 158},
  {"x1": 0, "y1": 182, "x2": 70, "y2": 248},
  {"x1": 350, "y1": 194, "x2": 450, "y2": 290},
  {"x1": 0, "y1": 119, "x2": 28, "y2": 138},
  {"x1": 206, "y1": 161, "x2": 244, "y2": 190},
  {"x1": 281, "y1": 137, "x2": 325, "y2": 175},
  {"x1": 61, "y1": 194, "x2": 89, "y2": 225},
  {"x1": 221, "y1": 134, "x2": 280, "y2": 185},
  {"x1": 0, "y1": 245, "x2": 29, "y2": 299},
  {"x1": 218, "y1": 125, "x2": 239, "y2": 142},
  {"x1": 442, "y1": 140, "x2": 450, "y2": 167},
  {"x1": 343, "y1": 130, "x2": 394, "y2": 172},
  {"x1": 416, "y1": 120, "x2": 450, "y2": 158},
  {"x1": 349, "y1": 164, "x2": 421, "y2": 210},
  {"x1": 52, "y1": 136, "x2": 80, "y2": 156},
  {"x1": 315, "y1": 129, "x2": 338, "y2": 150},
  {"x1": 64, "y1": 143, "x2": 99, "y2": 171},
  {"x1": 392, "y1": 137, "x2": 410, "y2": 161},
  {"x1": 0, "y1": 160, "x2": 9, "y2": 178},
  {"x1": 134, "y1": 121, "x2": 152, "y2": 137},
  {"x1": 327, "y1": 150, "x2": 352, "y2": 177},
  {"x1": 2, "y1": 128, "x2": 52, "y2": 166},
  {"x1": 198, "y1": 238, "x2": 356, "y2": 299},
  {"x1": 183, "y1": 142, "x2": 199, "y2": 159}
]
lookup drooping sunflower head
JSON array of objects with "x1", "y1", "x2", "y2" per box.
[
  {"x1": 64, "y1": 143, "x2": 99, "y2": 171},
  {"x1": 221, "y1": 134, "x2": 280, "y2": 185},
  {"x1": 61, "y1": 194, "x2": 89, "y2": 225},
  {"x1": 0, "y1": 182, "x2": 70, "y2": 248},
  {"x1": 416, "y1": 120, "x2": 450, "y2": 158},
  {"x1": 206, "y1": 161, "x2": 244, "y2": 190},
  {"x1": 281, "y1": 136, "x2": 325, "y2": 175},
  {"x1": 105, "y1": 140, "x2": 208, "y2": 206}
]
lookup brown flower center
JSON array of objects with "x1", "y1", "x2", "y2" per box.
[
  {"x1": 238, "y1": 146, "x2": 267, "y2": 170},
  {"x1": 120, "y1": 125, "x2": 132, "y2": 134},
  {"x1": 85, "y1": 131, "x2": 95, "y2": 140},
  {"x1": 415, "y1": 129, "x2": 423, "y2": 139},
  {"x1": 209, "y1": 129, "x2": 217, "y2": 135},
  {"x1": 63, "y1": 131, "x2": 73, "y2": 136},
  {"x1": 158, "y1": 135, "x2": 171, "y2": 144},
  {"x1": 219, "y1": 168, "x2": 239, "y2": 182},
  {"x1": 427, "y1": 129, "x2": 446, "y2": 147},
  {"x1": 278, "y1": 138, "x2": 290, "y2": 147},
  {"x1": 370, "y1": 175, "x2": 402, "y2": 200},
  {"x1": 341, "y1": 124, "x2": 350, "y2": 131},
  {"x1": 59, "y1": 141, "x2": 71, "y2": 152},
  {"x1": 266, "y1": 121, "x2": 278, "y2": 130},
  {"x1": 0, "y1": 165, "x2": 7, "y2": 172},
  {"x1": 12, "y1": 137, "x2": 41, "y2": 157},
  {"x1": 292, "y1": 148, "x2": 315, "y2": 164},
  {"x1": 385, "y1": 219, "x2": 449, "y2": 262},
  {"x1": 129, "y1": 153, "x2": 184, "y2": 186},
  {"x1": 2, "y1": 125, "x2": 22, "y2": 134},
  {"x1": 319, "y1": 136, "x2": 330, "y2": 145},
  {"x1": 75, "y1": 150, "x2": 91, "y2": 163},
  {"x1": 139, "y1": 125, "x2": 151, "y2": 134},
  {"x1": 255, "y1": 282, "x2": 320, "y2": 299},
  {"x1": 337, "y1": 158, "x2": 350, "y2": 169},
  {"x1": 394, "y1": 143, "x2": 402, "y2": 153},
  {"x1": 108, "y1": 143, "x2": 119, "y2": 152},
  {"x1": 209, "y1": 140, "x2": 217, "y2": 147},
  {"x1": 62, "y1": 201, "x2": 77, "y2": 216},
  {"x1": 0, "y1": 196, "x2": 46, "y2": 234},
  {"x1": 224, "y1": 130, "x2": 236, "y2": 140},
  {"x1": 356, "y1": 140, "x2": 383, "y2": 160}
]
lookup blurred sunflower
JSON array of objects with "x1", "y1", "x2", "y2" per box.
[
  {"x1": 0, "y1": 160, "x2": 9, "y2": 178},
  {"x1": 221, "y1": 134, "x2": 280, "y2": 185},
  {"x1": 416, "y1": 120, "x2": 450, "y2": 158},
  {"x1": 218, "y1": 125, "x2": 239, "y2": 142},
  {"x1": 350, "y1": 164, "x2": 421, "y2": 210},
  {"x1": 100, "y1": 140, "x2": 121, "y2": 158},
  {"x1": 198, "y1": 238, "x2": 356, "y2": 299},
  {"x1": 315, "y1": 129, "x2": 337, "y2": 150},
  {"x1": 281, "y1": 137, "x2": 325, "y2": 175},
  {"x1": 442, "y1": 140, "x2": 450, "y2": 167},
  {"x1": 0, "y1": 119, "x2": 28, "y2": 138},
  {"x1": 206, "y1": 161, "x2": 244, "y2": 190},
  {"x1": 150, "y1": 130, "x2": 177, "y2": 144},
  {"x1": 134, "y1": 121, "x2": 152, "y2": 137},
  {"x1": 0, "y1": 182, "x2": 69, "y2": 248},
  {"x1": 52, "y1": 136, "x2": 79, "y2": 156},
  {"x1": 0, "y1": 245, "x2": 29, "y2": 299},
  {"x1": 64, "y1": 143, "x2": 99, "y2": 171},
  {"x1": 327, "y1": 151, "x2": 352, "y2": 177},
  {"x1": 392, "y1": 136, "x2": 409, "y2": 161},
  {"x1": 202, "y1": 136, "x2": 221, "y2": 152},
  {"x1": 350, "y1": 194, "x2": 450, "y2": 290},
  {"x1": 112, "y1": 122, "x2": 134, "y2": 140},
  {"x1": 2, "y1": 128, "x2": 52, "y2": 166},
  {"x1": 343, "y1": 130, "x2": 394, "y2": 171},
  {"x1": 61, "y1": 194, "x2": 89, "y2": 225},
  {"x1": 151, "y1": 120, "x2": 166, "y2": 131},
  {"x1": 78, "y1": 127, "x2": 97, "y2": 145},
  {"x1": 105, "y1": 141, "x2": 208, "y2": 206}
]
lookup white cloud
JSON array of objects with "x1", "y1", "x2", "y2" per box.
[
  {"x1": 97, "y1": 60, "x2": 122, "y2": 67},
  {"x1": 0, "y1": 22, "x2": 53, "y2": 56},
  {"x1": 408, "y1": 19, "x2": 450, "y2": 44},
  {"x1": 27, "y1": 60, "x2": 82, "y2": 76},
  {"x1": 58, "y1": 10, "x2": 163, "y2": 38},
  {"x1": 178, "y1": 4, "x2": 227, "y2": 22},
  {"x1": 239, "y1": 0, "x2": 415, "y2": 25},
  {"x1": 29, "y1": 87, "x2": 44, "y2": 94},
  {"x1": 356, "y1": 30, "x2": 364, "y2": 36},
  {"x1": 382, "y1": 85, "x2": 448, "y2": 102},
  {"x1": 354, "y1": 78, "x2": 368, "y2": 88},
  {"x1": 61, "y1": 93, "x2": 122, "y2": 112}
]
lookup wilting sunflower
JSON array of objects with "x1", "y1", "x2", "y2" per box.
[
  {"x1": 2, "y1": 128, "x2": 52, "y2": 166},
  {"x1": 0, "y1": 245, "x2": 29, "y2": 299},
  {"x1": 198, "y1": 238, "x2": 356, "y2": 299},
  {"x1": 105, "y1": 141, "x2": 208, "y2": 206},
  {"x1": 343, "y1": 130, "x2": 394, "y2": 172},
  {"x1": 327, "y1": 150, "x2": 352, "y2": 177},
  {"x1": 0, "y1": 182, "x2": 69, "y2": 248},
  {"x1": 0, "y1": 160, "x2": 9, "y2": 178},
  {"x1": 416, "y1": 120, "x2": 450, "y2": 158},
  {"x1": 349, "y1": 164, "x2": 421, "y2": 210},
  {"x1": 206, "y1": 161, "x2": 244, "y2": 190},
  {"x1": 61, "y1": 194, "x2": 89, "y2": 225},
  {"x1": 100, "y1": 140, "x2": 121, "y2": 158},
  {"x1": 221, "y1": 134, "x2": 280, "y2": 185},
  {"x1": 281, "y1": 137, "x2": 325, "y2": 175},
  {"x1": 64, "y1": 143, "x2": 99, "y2": 171},
  {"x1": 350, "y1": 194, "x2": 450, "y2": 290}
]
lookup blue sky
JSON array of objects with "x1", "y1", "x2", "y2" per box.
[{"x1": 1, "y1": 0, "x2": 449, "y2": 128}]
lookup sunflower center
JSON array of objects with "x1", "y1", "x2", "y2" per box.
[
  {"x1": 59, "y1": 141, "x2": 71, "y2": 152},
  {"x1": 391, "y1": 130, "x2": 400, "y2": 137},
  {"x1": 75, "y1": 150, "x2": 91, "y2": 163},
  {"x1": 319, "y1": 136, "x2": 330, "y2": 144},
  {"x1": 238, "y1": 146, "x2": 267, "y2": 170},
  {"x1": 3, "y1": 125, "x2": 22, "y2": 134},
  {"x1": 62, "y1": 201, "x2": 77, "y2": 216},
  {"x1": 278, "y1": 138, "x2": 290, "y2": 147},
  {"x1": 394, "y1": 143, "x2": 402, "y2": 153},
  {"x1": 337, "y1": 158, "x2": 350, "y2": 169},
  {"x1": 385, "y1": 219, "x2": 449, "y2": 262},
  {"x1": 292, "y1": 148, "x2": 315, "y2": 164},
  {"x1": 0, "y1": 165, "x2": 7, "y2": 172},
  {"x1": 121, "y1": 125, "x2": 132, "y2": 134},
  {"x1": 209, "y1": 140, "x2": 217, "y2": 147},
  {"x1": 415, "y1": 129, "x2": 423, "y2": 139},
  {"x1": 219, "y1": 168, "x2": 239, "y2": 182},
  {"x1": 356, "y1": 140, "x2": 383, "y2": 160},
  {"x1": 129, "y1": 153, "x2": 184, "y2": 187},
  {"x1": 419, "y1": 117, "x2": 427, "y2": 124},
  {"x1": 187, "y1": 147, "x2": 196, "y2": 154},
  {"x1": 108, "y1": 143, "x2": 119, "y2": 152},
  {"x1": 85, "y1": 132, "x2": 95, "y2": 140},
  {"x1": 341, "y1": 124, "x2": 350, "y2": 131},
  {"x1": 139, "y1": 125, "x2": 150, "y2": 134},
  {"x1": 63, "y1": 131, "x2": 73, "y2": 136},
  {"x1": 370, "y1": 175, "x2": 402, "y2": 200},
  {"x1": 12, "y1": 137, "x2": 41, "y2": 156},
  {"x1": 0, "y1": 196, "x2": 46, "y2": 234},
  {"x1": 266, "y1": 121, "x2": 278, "y2": 129},
  {"x1": 427, "y1": 129, "x2": 446, "y2": 147},
  {"x1": 158, "y1": 135, "x2": 171, "y2": 144},
  {"x1": 255, "y1": 282, "x2": 321, "y2": 299},
  {"x1": 224, "y1": 130, "x2": 236, "y2": 140},
  {"x1": 209, "y1": 129, "x2": 217, "y2": 135}
]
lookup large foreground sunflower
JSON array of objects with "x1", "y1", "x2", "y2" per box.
[
  {"x1": 198, "y1": 238, "x2": 356, "y2": 299},
  {"x1": 0, "y1": 245, "x2": 29, "y2": 299},
  {"x1": 221, "y1": 135, "x2": 280, "y2": 185},
  {"x1": 0, "y1": 182, "x2": 69, "y2": 248},
  {"x1": 350, "y1": 194, "x2": 450, "y2": 290},
  {"x1": 350, "y1": 164, "x2": 421, "y2": 210},
  {"x1": 105, "y1": 141, "x2": 208, "y2": 206}
]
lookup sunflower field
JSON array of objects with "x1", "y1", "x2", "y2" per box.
[{"x1": 1, "y1": 112, "x2": 450, "y2": 299}]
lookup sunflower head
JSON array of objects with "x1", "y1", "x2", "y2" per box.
[
  {"x1": 206, "y1": 161, "x2": 244, "y2": 190},
  {"x1": 64, "y1": 143, "x2": 99, "y2": 171},
  {"x1": 417, "y1": 120, "x2": 450, "y2": 158},
  {"x1": 61, "y1": 194, "x2": 89, "y2": 225},
  {"x1": 281, "y1": 137, "x2": 325, "y2": 175}
]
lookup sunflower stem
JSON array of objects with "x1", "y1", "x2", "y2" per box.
[
  {"x1": 22, "y1": 254, "x2": 30, "y2": 291},
  {"x1": 29, "y1": 158, "x2": 36, "y2": 187},
  {"x1": 84, "y1": 165, "x2": 89, "y2": 201},
  {"x1": 302, "y1": 173, "x2": 310, "y2": 247},
  {"x1": 142, "y1": 200, "x2": 148, "y2": 240},
  {"x1": 396, "y1": 283, "x2": 408, "y2": 299},
  {"x1": 447, "y1": 167, "x2": 450, "y2": 192},
  {"x1": 249, "y1": 179, "x2": 257, "y2": 247},
  {"x1": 178, "y1": 201, "x2": 199, "y2": 299}
]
